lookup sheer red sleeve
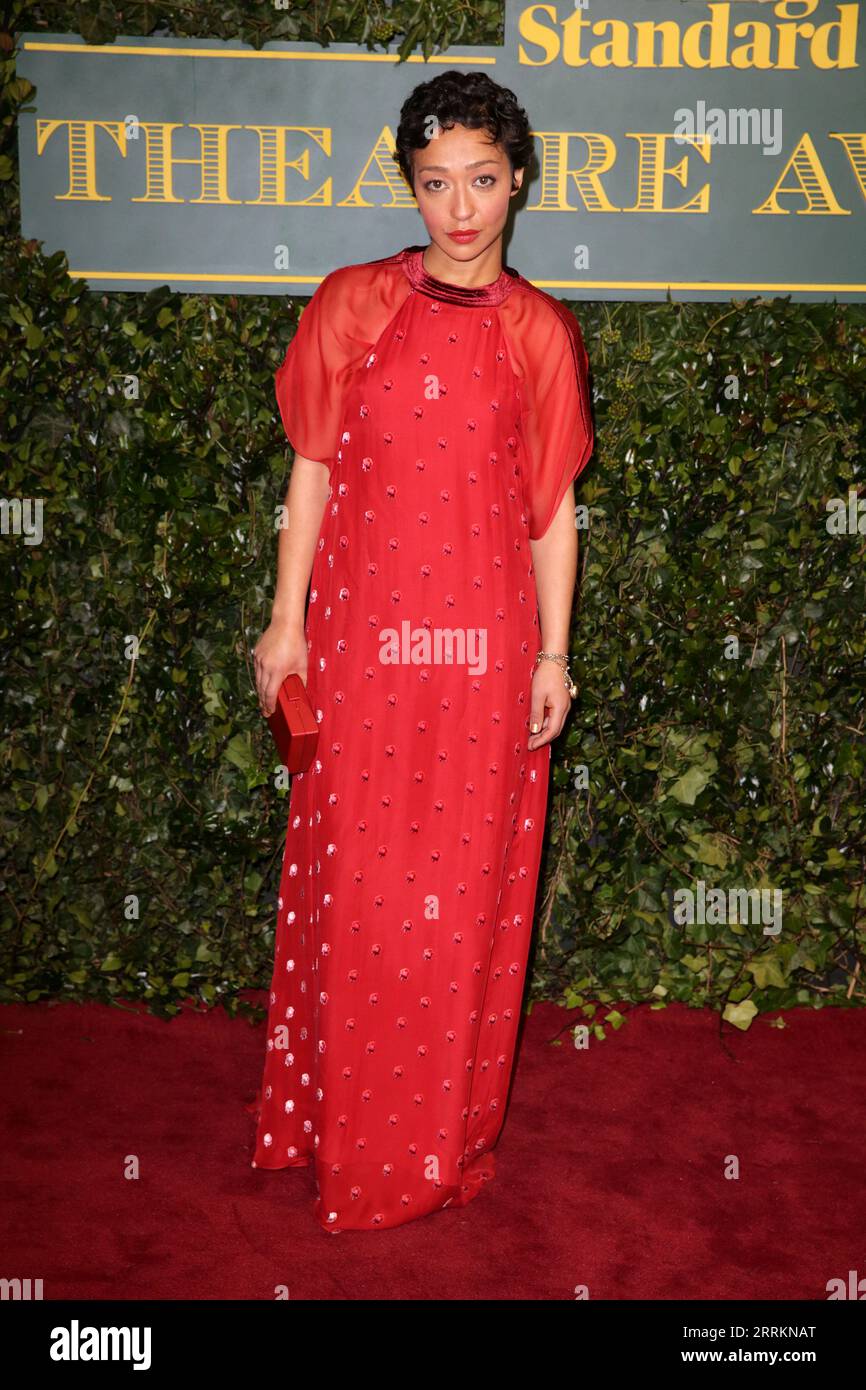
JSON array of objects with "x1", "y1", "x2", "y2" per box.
[
  {"x1": 501, "y1": 289, "x2": 594, "y2": 541},
  {"x1": 274, "y1": 268, "x2": 366, "y2": 471}
]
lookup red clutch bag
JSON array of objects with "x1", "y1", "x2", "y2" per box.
[{"x1": 266, "y1": 672, "x2": 319, "y2": 773}]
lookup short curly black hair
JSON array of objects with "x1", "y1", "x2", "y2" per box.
[{"x1": 394, "y1": 70, "x2": 536, "y2": 192}]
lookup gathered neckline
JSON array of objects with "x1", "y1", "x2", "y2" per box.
[{"x1": 400, "y1": 245, "x2": 519, "y2": 307}]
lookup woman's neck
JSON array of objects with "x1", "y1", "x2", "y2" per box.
[{"x1": 421, "y1": 239, "x2": 504, "y2": 289}]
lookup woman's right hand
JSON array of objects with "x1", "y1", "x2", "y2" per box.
[{"x1": 253, "y1": 618, "x2": 308, "y2": 717}]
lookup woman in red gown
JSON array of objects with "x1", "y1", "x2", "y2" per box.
[{"x1": 251, "y1": 71, "x2": 593, "y2": 1232}]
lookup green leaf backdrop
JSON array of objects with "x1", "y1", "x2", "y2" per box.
[{"x1": 2, "y1": 3, "x2": 864, "y2": 1032}]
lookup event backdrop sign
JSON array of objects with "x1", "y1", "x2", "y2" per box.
[{"x1": 15, "y1": 1, "x2": 866, "y2": 301}]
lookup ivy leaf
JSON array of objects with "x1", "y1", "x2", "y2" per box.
[
  {"x1": 723, "y1": 999, "x2": 758, "y2": 1031},
  {"x1": 668, "y1": 761, "x2": 716, "y2": 805},
  {"x1": 746, "y1": 956, "x2": 787, "y2": 989},
  {"x1": 687, "y1": 833, "x2": 730, "y2": 868},
  {"x1": 224, "y1": 732, "x2": 254, "y2": 772}
]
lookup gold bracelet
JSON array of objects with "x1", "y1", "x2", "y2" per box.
[{"x1": 534, "y1": 650, "x2": 577, "y2": 698}]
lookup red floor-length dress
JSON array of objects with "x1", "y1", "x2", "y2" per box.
[{"x1": 250, "y1": 244, "x2": 593, "y2": 1232}]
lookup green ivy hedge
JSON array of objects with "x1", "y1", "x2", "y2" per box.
[{"x1": 2, "y1": 3, "x2": 864, "y2": 1032}]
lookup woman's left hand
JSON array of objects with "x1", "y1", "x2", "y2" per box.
[{"x1": 527, "y1": 662, "x2": 574, "y2": 751}]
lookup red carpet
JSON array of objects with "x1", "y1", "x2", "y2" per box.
[{"x1": 1, "y1": 997, "x2": 862, "y2": 1300}]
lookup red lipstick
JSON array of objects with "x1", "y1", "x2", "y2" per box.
[{"x1": 447, "y1": 230, "x2": 479, "y2": 243}]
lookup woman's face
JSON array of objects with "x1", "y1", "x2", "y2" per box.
[{"x1": 411, "y1": 122, "x2": 524, "y2": 266}]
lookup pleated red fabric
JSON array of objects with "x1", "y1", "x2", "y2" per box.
[{"x1": 250, "y1": 245, "x2": 593, "y2": 1231}]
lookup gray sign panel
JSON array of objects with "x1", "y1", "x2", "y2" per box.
[{"x1": 16, "y1": 1, "x2": 866, "y2": 300}]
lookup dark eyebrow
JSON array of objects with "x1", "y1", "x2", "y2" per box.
[{"x1": 416, "y1": 158, "x2": 501, "y2": 174}]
